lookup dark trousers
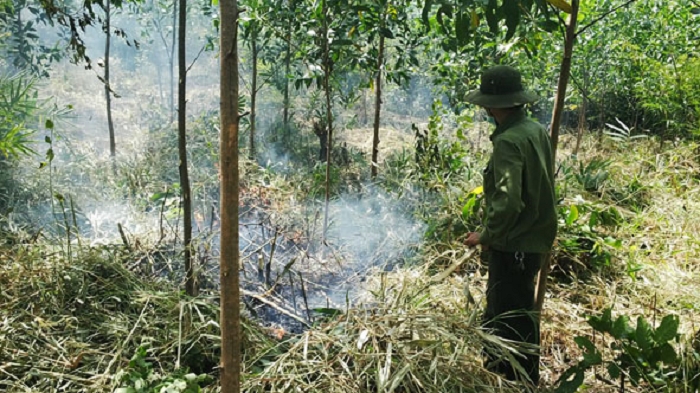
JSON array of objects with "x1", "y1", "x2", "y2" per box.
[{"x1": 482, "y1": 249, "x2": 542, "y2": 385}]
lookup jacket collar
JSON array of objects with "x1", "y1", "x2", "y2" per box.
[{"x1": 489, "y1": 108, "x2": 527, "y2": 141}]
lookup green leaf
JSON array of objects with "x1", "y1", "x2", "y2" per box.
[
  {"x1": 607, "y1": 362, "x2": 621, "y2": 379},
  {"x1": 589, "y1": 308, "x2": 613, "y2": 333},
  {"x1": 657, "y1": 342, "x2": 678, "y2": 364},
  {"x1": 379, "y1": 27, "x2": 394, "y2": 39},
  {"x1": 635, "y1": 316, "x2": 653, "y2": 352},
  {"x1": 45, "y1": 135, "x2": 51, "y2": 143},
  {"x1": 574, "y1": 337, "x2": 602, "y2": 366},
  {"x1": 485, "y1": 0, "x2": 498, "y2": 33},
  {"x1": 455, "y1": 10, "x2": 470, "y2": 46},
  {"x1": 462, "y1": 197, "x2": 476, "y2": 219},
  {"x1": 566, "y1": 205, "x2": 579, "y2": 226},
  {"x1": 574, "y1": 336, "x2": 595, "y2": 352},
  {"x1": 313, "y1": 308, "x2": 343, "y2": 317},
  {"x1": 611, "y1": 314, "x2": 634, "y2": 339},
  {"x1": 691, "y1": 7, "x2": 700, "y2": 15},
  {"x1": 654, "y1": 315, "x2": 679, "y2": 343},
  {"x1": 503, "y1": 0, "x2": 521, "y2": 41},
  {"x1": 422, "y1": 0, "x2": 433, "y2": 27},
  {"x1": 546, "y1": 0, "x2": 573, "y2": 14},
  {"x1": 436, "y1": 4, "x2": 453, "y2": 35},
  {"x1": 554, "y1": 367, "x2": 585, "y2": 393},
  {"x1": 45, "y1": 119, "x2": 54, "y2": 129}
]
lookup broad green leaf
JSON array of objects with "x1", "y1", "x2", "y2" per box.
[
  {"x1": 455, "y1": 10, "x2": 470, "y2": 46},
  {"x1": 654, "y1": 315, "x2": 679, "y2": 343},
  {"x1": 575, "y1": 336, "x2": 602, "y2": 366},
  {"x1": 635, "y1": 316, "x2": 653, "y2": 352},
  {"x1": 45, "y1": 119, "x2": 54, "y2": 129},
  {"x1": 607, "y1": 362, "x2": 621, "y2": 379},
  {"x1": 471, "y1": 10, "x2": 479, "y2": 28},
  {"x1": 503, "y1": 0, "x2": 521, "y2": 40},
  {"x1": 566, "y1": 205, "x2": 579, "y2": 226},
  {"x1": 462, "y1": 197, "x2": 476, "y2": 219},
  {"x1": 422, "y1": 0, "x2": 433, "y2": 27},
  {"x1": 657, "y1": 342, "x2": 678, "y2": 364},
  {"x1": 379, "y1": 27, "x2": 394, "y2": 39},
  {"x1": 611, "y1": 314, "x2": 634, "y2": 339},
  {"x1": 588, "y1": 308, "x2": 613, "y2": 333},
  {"x1": 547, "y1": 0, "x2": 572, "y2": 14},
  {"x1": 574, "y1": 336, "x2": 595, "y2": 352},
  {"x1": 484, "y1": 0, "x2": 498, "y2": 33},
  {"x1": 554, "y1": 367, "x2": 585, "y2": 393}
]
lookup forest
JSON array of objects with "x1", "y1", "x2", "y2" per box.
[{"x1": 0, "y1": 0, "x2": 699, "y2": 392}]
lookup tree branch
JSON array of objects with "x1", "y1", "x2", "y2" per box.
[
  {"x1": 186, "y1": 44, "x2": 207, "y2": 74},
  {"x1": 576, "y1": 0, "x2": 638, "y2": 37}
]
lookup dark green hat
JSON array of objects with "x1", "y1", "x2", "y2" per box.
[{"x1": 465, "y1": 65, "x2": 539, "y2": 108}]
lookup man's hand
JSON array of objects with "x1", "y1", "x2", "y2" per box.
[{"x1": 465, "y1": 232, "x2": 481, "y2": 247}]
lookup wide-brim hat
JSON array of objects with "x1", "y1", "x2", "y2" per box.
[{"x1": 465, "y1": 65, "x2": 539, "y2": 108}]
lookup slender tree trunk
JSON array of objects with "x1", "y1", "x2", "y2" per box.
[
  {"x1": 321, "y1": 0, "x2": 333, "y2": 240},
  {"x1": 535, "y1": 0, "x2": 579, "y2": 313},
  {"x1": 573, "y1": 66, "x2": 588, "y2": 156},
  {"x1": 219, "y1": 0, "x2": 242, "y2": 390},
  {"x1": 170, "y1": 0, "x2": 177, "y2": 124},
  {"x1": 371, "y1": 33, "x2": 385, "y2": 178},
  {"x1": 283, "y1": 16, "x2": 292, "y2": 135},
  {"x1": 178, "y1": 0, "x2": 195, "y2": 296},
  {"x1": 105, "y1": 0, "x2": 116, "y2": 158},
  {"x1": 249, "y1": 23, "x2": 257, "y2": 160}
]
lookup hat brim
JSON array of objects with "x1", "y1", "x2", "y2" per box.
[{"x1": 465, "y1": 89, "x2": 539, "y2": 108}]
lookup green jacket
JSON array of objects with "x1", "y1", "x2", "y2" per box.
[{"x1": 479, "y1": 108, "x2": 557, "y2": 253}]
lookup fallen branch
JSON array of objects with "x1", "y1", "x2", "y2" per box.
[{"x1": 242, "y1": 289, "x2": 311, "y2": 328}]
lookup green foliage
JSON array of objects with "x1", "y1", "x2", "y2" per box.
[
  {"x1": 412, "y1": 101, "x2": 470, "y2": 186},
  {"x1": 0, "y1": 72, "x2": 40, "y2": 158},
  {"x1": 557, "y1": 201, "x2": 623, "y2": 272},
  {"x1": 114, "y1": 346, "x2": 212, "y2": 393},
  {"x1": 0, "y1": 0, "x2": 64, "y2": 76},
  {"x1": 555, "y1": 308, "x2": 684, "y2": 393},
  {"x1": 573, "y1": 158, "x2": 611, "y2": 193},
  {"x1": 604, "y1": 118, "x2": 647, "y2": 146}
]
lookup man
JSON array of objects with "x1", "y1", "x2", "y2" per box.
[{"x1": 464, "y1": 65, "x2": 557, "y2": 386}]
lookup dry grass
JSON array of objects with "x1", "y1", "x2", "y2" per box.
[{"x1": 243, "y1": 249, "x2": 536, "y2": 393}]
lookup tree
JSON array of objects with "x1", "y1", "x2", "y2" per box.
[
  {"x1": 535, "y1": 0, "x2": 638, "y2": 313},
  {"x1": 103, "y1": 0, "x2": 116, "y2": 159},
  {"x1": 240, "y1": 0, "x2": 272, "y2": 160},
  {"x1": 178, "y1": 0, "x2": 195, "y2": 296},
  {"x1": 219, "y1": 0, "x2": 242, "y2": 390},
  {"x1": 359, "y1": 0, "x2": 416, "y2": 178}
]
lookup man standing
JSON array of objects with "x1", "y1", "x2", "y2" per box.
[{"x1": 464, "y1": 65, "x2": 557, "y2": 386}]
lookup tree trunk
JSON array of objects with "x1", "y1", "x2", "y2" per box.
[
  {"x1": 219, "y1": 0, "x2": 242, "y2": 390},
  {"x1": 535, "y1": 0, "x2": 579, "y2": 313},
  {"x1": 573, "y1": 65, "x2": 588, "y2": 156},
  {"x1": 321, "y1": 0, "x2": 333, "y2": 240},
  {"x1": 170, "y1": 0, "x2": 177, "y2": 124},
  {"x1": 249, "y1": 23, "x2": 257, "y2": 160},
  {"x1": 105, "y1": 0, "x2": 116, "y2": 158},
  {"x1": 283, "y1": 16, "x2": 292, "y2": 135},
  {"x1": 178, "y1": 0, "x2": 196, "y2": 297},
  {"x1": 371, "y1": 33, "x2": 384, "y2": 179}
]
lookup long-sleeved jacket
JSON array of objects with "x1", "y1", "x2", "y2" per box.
[{"x1": 479, "y1": 108, "x2": 557, "y2": 253}]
